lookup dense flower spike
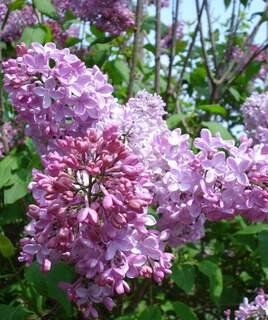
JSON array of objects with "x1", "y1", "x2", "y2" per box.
[
  {"x1": 225, "y1": 289, "x2": 268, "y2": 319},
  {"x1": 3, "y1": 42, "x2": 115, "y2": 154},
  {"x1": 241, "y1": 92, "x2": 268, "y2": 144},
  {"x1": 19, "y1": 127, "x2": 173, "y2": 318},
  {"x1": 52, "y1": 0, "x2": 134, "y2": 35}
]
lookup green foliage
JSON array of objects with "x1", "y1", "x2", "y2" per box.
[
  {"x1": 25, "y1": 262, "x2": 75, "y2": 315},
  {"x1": 198, "y1": 260, "x2": 223, "y2": 304},
  {"x1": 172, "y1": 263, "x2": 195, "y2": 294},
  {"x1": 33, "y1": 0, "x2": 57, "y2": 19},
  {"x1": 0, "y1": 233, "x2": 14, "y2": 258}
]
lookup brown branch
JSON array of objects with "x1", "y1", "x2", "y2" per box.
[
  {"x1": 175, "y1": 0, "x2": 206, "y2": 93},
  {"x1": 205, "y1": 0, "x2": 217, "y2": 71},
  {"x1": 165, "y1": 0, "x2": 180, "y2": 103},
  {"x1": 217, "y1": 42, "x2": 268, "y2": 102},
  {"x1": 128, "y1": 0, "x2": 144, "y2": 99},
  {"x1": 155, "y1": 0, "x2": 161, "y2": 94},
  {"x1": 195, "y1": 0, "x2": 215, "y2": 86}
]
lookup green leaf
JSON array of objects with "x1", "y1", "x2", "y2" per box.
[
  {"x1": 0, "y1": 155, "x2": 19, "y2": 188},
  {"x1": 4, "y1": 174, "x2": 29, "y2": 205},
  {"x1": 0, "y1": 304, "x2": 30, "y2": 320},
  {"x1": 224, "y1": 0, "x2": 232, "y2": 8},
  {"x1": 235, "y1": 224, "x2": 268, "y2": 235},
  {"x1": 25, "y1": 262, "x2": 75, "y2": 315},
  {"x1": 259, "y1": 230, "x2": 268, "y2": 278},
  {"x1": 0, "y1": 202, "x2": 25, "y2": 226},
  {"x1": 197, "y1": 104, "x2": 227, "y2": 117},
  {"x1": 198, "y1": 260, "x2": 223, "y2": 304},
  {"x1": 172, "y1": 302, "x2": 198, "y2": 320},
  {"x1": 33, "y1": 0, "x2": 57, "y2": 19},
  {"x1": 0, "y1": 233, "x2": 15, "y2": 258},
  {"x1": 141, "y1": 16, "x2": 156, "y2": 33},
  {"x1": 202, "y1": 121, "x2": 233, "y2": 140},
  {"x1": 64, "y1": 37, "x2": 81, "y2": 47},
  {"x1": 167, "y1": 114, "x2": 183, "y2": 130},
  {"x1": 139, "y1": 305, "x2": 161, "y2": 320},
  {"x1": 143, "y1": 43, "x2": 155, "y2": 54},
  {"x1": 8, "y1": 0, "x2": 25, "y2": 11},
  {"x1": 21, "y1": 26, "x2": 47, "y2": 46},
  {"x1": 172, "y1": 263, "x2": 195, "y2": 294},
  {"x1": 229, "y1": 87, "x2": 240, "y2": 102},
  {"x1": 105, "y1": 60, "x2": 129, "y2": 85}
]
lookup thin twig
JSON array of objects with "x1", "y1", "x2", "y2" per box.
[
  {"x1": 175, "y1": 0, "x2": 206, "y2": 92},
  {"x1": 196, "y1": 0, "x2": 215, "y2": 86},
  {"x1": 218, "y1": 42, "x2": 268, "y2": 102},
  {"x1": 155, "y1": 0, "x2": 161, "y2": 94},
  {"x1": 165, "y1": 0, "x2": 180, "y2": 103},
  {"x1": 128, "y1": 0, "x2": 144, "y2": 99},
  {"x1": 205, "y1": 0, "x2": 217, "y2": 71}
]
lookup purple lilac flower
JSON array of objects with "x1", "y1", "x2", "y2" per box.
[
  {"x1": 3, "y1": 42, "x2": 115, "y2": 154},
  {"x1": 19, "y1": 126, "x2": 173, "y2": 318},
  {"x1": 0, "y1": 122, "x2": 22, "y2": 158},
  {"x1": 160, "y1": 22, "x2": 184, "y2": 49},
  {"x1": 241, "y1": 92, "x2": 268, "y2": 144},
  {"x1": 225, "y1": 289, "x2": 268, "y2": 319},
  {"x1": 52, "y1": 0, "x2": 134, "y2": 35},
  {"x1": 0, "y1": 5, "x2": 36, "y2": 42}
]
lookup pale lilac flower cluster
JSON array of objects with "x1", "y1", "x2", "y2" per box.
[
  {"x1": 0, "y1": 122, "x2": 21, "y2": 159},
  {"x1": 19, "y1": 126, "x2": 172, "y2": 318},
  {"x1": 225, "y1": 289, "x2": 268, "y2": 320},
  {"x1": 98, "y1": 90, "x2": 167, "y2": 165},
  {"x1": 160, "y1": 22, "x2": 184, "y2": 49},
  {"x1": 0, "y1": 5, "x2": 36, "y2": 42},
  {"x1": 52, "y1": 0, "x2": 134, "y2": 35},
  {"x1": 241, "y1": 92, "x2": 268, "y2": 144},
  {"x1": 233, "y1": 45, "x2": 268, "y2": 81},
  {"x1": 3, "y1": 42, "x2": 115, "y2": 154},
  {"x1": 152, "y1": 129, "x2": 268, "y2": 245}
]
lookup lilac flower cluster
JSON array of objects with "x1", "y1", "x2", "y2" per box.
[
  {"x1": 151, "y1": 128, "x2": 268, "y2": 245},
  {"x1": 52, "y1": 0, "x2": 134, "y2": 35},
  {"x1": 241, "y1": 92, "x2": 268, "y2": 144},
  {"x1": 0, "y1": 122, "x2": 21, "y2": 159},
  {"x1": 45, "y1": 20, "x2": 79, "y2": 48},
  {"x1": 225, "y1": 289, "x2": 268, "y2": 319},
  {"x1": 3, "y1": 42, "x2": 115, "y2": 154},
  {"x1": 160, "y1": 22, "x2": 184, "y2": 49},
  {"x1": 19, "y1": 126, "x2": 172, "y2": 318},
  {"x1": 0, "y1": 4, "x2": 36, "y2": 42},
  {"x1": 232, "y1": 45, "x2": 268, "y2": 81}
]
